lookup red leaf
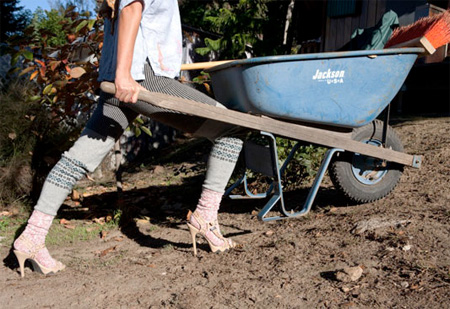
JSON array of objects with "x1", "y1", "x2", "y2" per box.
[
  {"x1": 35, "y1": 59, "x2": 46, "y2": 68},
  {"x1": 39, "y1": 67, "x2": 46, "y2": 77},
  {"x1": 29, "y1": 71, "x2": 38, "y2": 80}
]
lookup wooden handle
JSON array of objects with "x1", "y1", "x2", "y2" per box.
[
  {"x1": 100, "y1": 81, "x2": 116, "y2": 95},
  {"x1": 388, "y1": 37, "x2": 434, "y2": 55},
  {"x1": 180, "y1": 60, "x2": 235, "y2": 71}
]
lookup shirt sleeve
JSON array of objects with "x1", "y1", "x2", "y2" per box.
[{"x1": 119, "y1": 0, "x2": 150, "y2": 11}]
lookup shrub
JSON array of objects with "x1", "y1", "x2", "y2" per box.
[{"x1": 0, "y1": 79, "x2": 41, "y2": 207}]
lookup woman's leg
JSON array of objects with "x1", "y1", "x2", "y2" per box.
[
  {"x1": 14, "y1": 100, "x2": 138, "y2": 275},
  {"x1": 123, "y1": 64, "x2": 245, "y2": 253},
  {"x1": 187, "y1": 136, "x2": 243, "y2": 253}
]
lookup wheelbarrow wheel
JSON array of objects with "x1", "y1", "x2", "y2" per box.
[{"x1": 328, "y1": 120, "x2": 404, "y2": 203}]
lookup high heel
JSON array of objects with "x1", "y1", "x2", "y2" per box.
[
  {"x1": 187, "y1": 223, "x2": 199, "y2": 256},
  {"x1": 13, "y1": 235, "x2": 65, "y2": 277},
  {"x1": 186, "y1": 211, "x2": 237, "y2": 256}
]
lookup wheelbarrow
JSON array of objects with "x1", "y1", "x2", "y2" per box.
[{"x1": 101, "y1": 47, "x2": 424, "y2": 221}]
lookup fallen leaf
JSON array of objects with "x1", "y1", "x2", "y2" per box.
[
  {"x1": 93, "y1": 217, "x2": 105, "y2": 225},
  {"x1": 100, "y1": 230, "x2": 108, "y2": 239},
  {"x1": 148, "y1": 264, "x2": 156, "y2": 268},
  {"x1": 114, "y1": 236, "x2": 124, "y2": 242},
  {"x1": 60, "y1": 218, "x2": 70, "y2": 225},
  {"x1": 99, "y1": 245, "x2": 116, "y2": 257},
  {"x1": 0, "y1": 211, "x2": 12, "y2": 217},
  {"x1": 64, "y1": 224, "x2": 76, "y2": 230},
  {"x1": 135, "y1": 219, "x2": 150, "y2": 226},
  {"x1": 8, "y1": 133, "x2": 17, "y2": 140}
]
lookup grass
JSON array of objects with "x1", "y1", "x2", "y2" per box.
[
  {"x1": 0, "y1": 212, "x2": 121, "y2": 247},
  {"x1": 0, "y1": 215, "x2": 27, "y2": 245},
  {"x1": 45, "y1": 220, "x2": 119, "y2": 246}
]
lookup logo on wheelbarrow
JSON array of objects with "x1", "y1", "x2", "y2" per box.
[{"x1": 312, "y1": 69, "x2": 345, "y2": 84}]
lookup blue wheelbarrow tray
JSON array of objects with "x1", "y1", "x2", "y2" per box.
[{"x1": 207, "y1": 48, "x2": 423, "y2": 128}]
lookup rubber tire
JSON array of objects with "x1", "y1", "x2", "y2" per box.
[{"x1": 328, "y1": 120, "x2": 404, "y2": 203}]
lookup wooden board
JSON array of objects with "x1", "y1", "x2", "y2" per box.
[{"x1": 100, "y1": 82, "x2": 422, "y2": 168}]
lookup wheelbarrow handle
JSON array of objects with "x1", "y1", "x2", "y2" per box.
[{"x1": 180, "y1": 60, "x2": 235, "y2": 71}]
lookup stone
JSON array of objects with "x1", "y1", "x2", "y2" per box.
[
  {"x1": 402, "y1": 244, "x2": 412, "y2": 251},
  {"x1": 336, "y1": 266, "x2": 364, "y2": 282}
]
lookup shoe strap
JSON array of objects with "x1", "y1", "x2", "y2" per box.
[
  {"x1": 17, "y1": 235, "x2": 46, "y2": 258},
  {"x1": 191, "y1": 212, "x2": 226, "y2": 240}
]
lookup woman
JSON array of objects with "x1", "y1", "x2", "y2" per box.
[{"x1": 13, "y1": 0, "x2": 243, "y2": 277}]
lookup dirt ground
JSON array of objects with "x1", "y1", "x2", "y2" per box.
[{"x1": 1, "y1": 117, "x2": 449, "y2": 308}]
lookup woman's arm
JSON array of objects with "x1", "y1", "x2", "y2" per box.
[{"x1": 114, "y1": 0, "x2": 145, "y2": 103}]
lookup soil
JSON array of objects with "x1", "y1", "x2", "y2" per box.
[{"x1": 1, "y1": 117, "x2": 449, "y2": 308}]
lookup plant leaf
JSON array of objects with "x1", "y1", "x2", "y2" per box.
[
  {"x1": 135, "y1": 127, "x2": 141, "y2": 137},
  {"x1": 88, "y1": 19, "x2": 96, "y2": 30},
  {"x1": 22, "y1": 50, "x2": 33, "y2": 61},
  {"x1": 195, "y1": 47, "x2": 212, "y2": 56},
  {"x1": 43, "y1": 84, "x2": 53, "y2": 95},
  {"x1": 70, "y1": 67, "x2": 86, "y2": 78},
  {"x1": 19, "y1": 66, "x2": 36, "y2": 76},
  {"x1": 29, "y1": 71, "x2": 38, "y2": 80},
  {"x1": 141, "y1": 126, "x2": 152, "y2": 137},
  {"x1": 75, "y1": 20, "x2": 88, "y2": 33},
  {"x1": 205, "y1": 38, "x2": 222, "y2": 51}
]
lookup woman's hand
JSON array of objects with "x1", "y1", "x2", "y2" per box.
[{"x1": 114, "y1": 74, "x2": 146, "y2": 103}]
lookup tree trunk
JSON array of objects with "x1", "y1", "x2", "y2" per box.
[{"x1": 283, "y1": 0, "x2": 296, "y2": 45}]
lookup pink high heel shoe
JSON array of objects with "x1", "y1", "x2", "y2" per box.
[
  {"x1": 14, "y1": 235, "x2": 65, "y2": 277},
  {"x1": 186, "y1": 211, "x2": 237, "y2": 256}
]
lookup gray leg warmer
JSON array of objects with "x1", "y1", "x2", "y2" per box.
[
  {"x1": 34, "y1": 131, "x2": 118, "y2": 216},
  {"x1": 203, "y1": 137, "x2": 244, "y2": 193},
  {"x1": 34, "y1": 100, "x2": 137, "y2": 216}
]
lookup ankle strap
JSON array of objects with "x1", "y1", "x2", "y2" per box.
[{"x1": 16, "y1": 235, "x2": 46, "y2": 257}]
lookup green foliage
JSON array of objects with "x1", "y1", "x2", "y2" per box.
[
  {"x1": 275, "y1": 138, "x2": 327, "y2": 189},
  {"x1": 29, "y1": 8, "x2": 73, "y2": 47},
  {"x1": 182, "y1": 0, "x2": 269, "y2": 59},
  {"x1": 242, "y1": 133, "x2": 327, "y2": 191},
  {"x1": 0, "y1": 79, "x2": 42, "y2": 206}
]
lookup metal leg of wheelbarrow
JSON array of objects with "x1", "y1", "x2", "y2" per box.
[
  {"x1": 258, "y1": 147, "x2": 344, "y2": 221},
  {"x1": 225, "y1": 173, "x2": 269, "y2": 199},
  {"x1": 225, "y1": 132, "x2": 301, "y2": 200}
]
